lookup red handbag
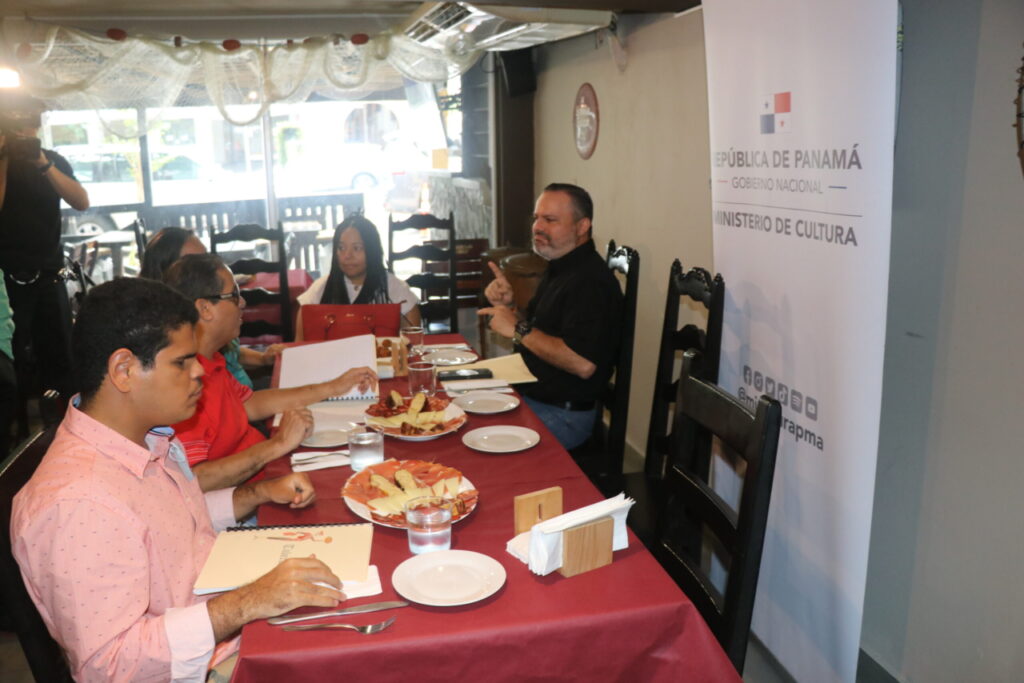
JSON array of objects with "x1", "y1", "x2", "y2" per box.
[{"x1": 300, "y1": 304, "x2": 402, "y2": 341}]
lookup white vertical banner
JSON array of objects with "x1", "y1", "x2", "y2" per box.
[{"x1": 702, "y1": 2, "x2": 897, "y2": 682}]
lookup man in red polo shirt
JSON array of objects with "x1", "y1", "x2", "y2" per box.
[{"x1": 164, "y1": 254, "x2": 376, "y2": 492}]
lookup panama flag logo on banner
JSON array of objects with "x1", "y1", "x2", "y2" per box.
[{"x1": 760, "y1": 91, "x2": 792, "y2": 133}]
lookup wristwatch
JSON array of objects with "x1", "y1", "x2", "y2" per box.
[
  {"x1": 38, "y1": 160, "x2": 53, "y2": 174},
  {"x1": 513, "y1": 320, "x2": 531, "y2": 346}
]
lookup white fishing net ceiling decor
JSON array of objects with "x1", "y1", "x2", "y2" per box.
[{"x1": 0, "y1": 18, "x2": 481, "y2": 133}]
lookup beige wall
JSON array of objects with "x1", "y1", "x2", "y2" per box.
[
  {"x1": 533, "y1": 11, "x2": 713, "y2": 461},
  {"x1": 864, "y1": 0, "x2": 1024, "y2": 679}
]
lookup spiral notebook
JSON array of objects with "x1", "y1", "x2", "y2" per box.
[
  {"x1": 278, "y1": 334, "x2": 379, "y2": 401},
  {"x1": 193, "y1": 522, "x2": 373, "y2": 595}
]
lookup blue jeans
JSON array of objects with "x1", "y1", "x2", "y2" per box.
[{"x1": 522, "y1": 396, "x2": 596, "y2": 450}]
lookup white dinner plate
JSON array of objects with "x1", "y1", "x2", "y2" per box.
[
  {"x1": 342, "y1": 470, "x2": 477, "y2": 529},
  {"x1": 300, "y1": 428, "x2": 354, "y2": 448},
  {"x1": 391, "y1": 550, "x2": 506, "y2": 607},
  {"x1": 421, "y1": 348, "x2": 479, "y2": 366},
  {"x1": 461, "y1": 426, "x2": 540, "y2": 453},
  {"x1": 452, "y1": 392, "x2": 521, "y2": 415}
]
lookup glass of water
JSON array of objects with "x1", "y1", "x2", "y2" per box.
[
  {"x1": 408, "y1": 360, "x2": 436, "y2": 396},
  {"x1": 348, "y1": 430, "x2": 384, "y2": 472},
  {"x1": 405, "y1": 496, "x2": 453, "y2": 555},
  {"x1": 402, "y1": 325, "x2": 425, "y2": 357}
]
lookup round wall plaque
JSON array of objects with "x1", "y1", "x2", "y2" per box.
[{"x1": 573, "y1": 83, "x2": 599, "y2": 160}]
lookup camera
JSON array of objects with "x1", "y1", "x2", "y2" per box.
[
  {"x1": 1, "y1": 132, "x2": 42, "y2": 162},
  {"x1": 0, "y1": 90, "x2": 45, "y2": 162}
]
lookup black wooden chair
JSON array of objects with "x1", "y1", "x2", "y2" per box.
[
  {"x1": 129, "y1": 217, "x2": 148, "y2": 263},
  {"x1": 653, "y1": 350, "x2": 781, "y2": 674},
  {"x1": 570, "y1": 240, "x2": 639, "y2": 495},
  {"x1": 646, "y1": 262, "x2": 724, "y2": 480},
  {"x1": 388, "y1": 212, "x2": 457, "y2": 333},
  {"x1": 626, "y1": 261, "x2": 725, "y2": 547},
  {"x1": 1, "y1": 423, "x2": 73, "y2": 682},
  {"x1": 577, "y1": 239, "x2": 638, "y2": 491},
  {"x1": 210, "y1": 222, "x2": 293, "y2": 341}
]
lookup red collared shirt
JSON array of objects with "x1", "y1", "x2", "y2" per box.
[
  {"x1": 173, "y1": 351, "x2": 266, "y2": 469},
  {"x1": 11, "y1": 401, "x2": 238, "y2": 681}
]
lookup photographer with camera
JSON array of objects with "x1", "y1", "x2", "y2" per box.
[{"x1": 0, "y1": 91, "x2": 89, "y2": 413}]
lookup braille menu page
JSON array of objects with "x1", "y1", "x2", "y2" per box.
[
  {"x1": 278, "y1": 334, "x2": 378, "y2": 401},
  {"x1": 193, "y1": 523, "x2": 373, "y2": 595}
]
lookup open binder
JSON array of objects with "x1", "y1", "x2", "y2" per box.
[
  {"x1": 278, "y1": 334, "x2": 378, "y2": 401},
  {"x1": 194, "y1": 522, "x2": 373, "y2": 595}
]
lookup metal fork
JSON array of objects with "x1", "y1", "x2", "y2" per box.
[{"x1": 281, "y1": 616, "x2": 396, "y2": 634}]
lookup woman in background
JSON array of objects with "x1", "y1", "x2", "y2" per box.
[
  {"x1": 139, "y1": 227, "x2": 205, "y2": 280},
  {"x1": 295, "y1": 214, "x2": 420, "y2": 340},
  {"x1": 140, "y1": 227, "x2": 280, "y2": 387}
]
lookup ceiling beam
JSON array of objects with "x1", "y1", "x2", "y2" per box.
[{"x1": 474, "y1": 0, "x2": 700, "y2": 11}]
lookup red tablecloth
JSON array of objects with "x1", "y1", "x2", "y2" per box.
[{"x1": 234, "y1": 335, "x2": 738, "y2": 683}]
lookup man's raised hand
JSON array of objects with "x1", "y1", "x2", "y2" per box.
[{"x1": 484, "y1": 261, "x2": 515, "y2": 307}]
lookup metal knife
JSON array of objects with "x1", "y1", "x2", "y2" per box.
[{"x1": 268, "y1": 600, "x2": 409, "y2": 626}]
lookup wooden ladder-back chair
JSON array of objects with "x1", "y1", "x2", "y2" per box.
[
  {"x1": 570, "y1": 240, "x2": 639, "y2": 494},
  {"x1": 653, "y1": 350, "x2": 781, "y2": 674},
  {"x1": 625, "y1": 262, "x2": 725, "y2": 547},
  {"x1": 1, "y1": 423, "x2": 73, "y2": 682},
  {"x1": 646, "y1": 261, "x2": 725, "y2": 480},
  {"x1": 388, "y1": 212, "x2": 457, "y2": 334},
  {"x1": 210, "y1": 222, "x2": 293, "y2": 341},
  {"x1": 424, "y1": 237, "x2": 490, "y2": 310},
  {"x1": 130, "y1": 217, "x2": 148, "y2": 262}
]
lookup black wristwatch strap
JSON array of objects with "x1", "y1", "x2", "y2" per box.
[
  {"x1": 513, "y1": 320, "x2": 531, "y2": 346},
  {"x1": 39, "y1": 160, "x2": 54, "y2": 174}
]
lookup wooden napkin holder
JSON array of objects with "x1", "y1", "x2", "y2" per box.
[
  {"x1": 391, "y1": 340, "x2": 408, "y2": 377},
  {"x1": 376, "y1": 337, "x2": 408, "y2": 377},
  {"x1": 514, "y1": 487, "x2": 614, "y2": 578}
]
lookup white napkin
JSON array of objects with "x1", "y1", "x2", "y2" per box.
[
  {"x1": 314, "y1": 565, "x2": 382, "y2": 599},
  {"x1": 290, "y1": 450, "x2": 350, "y2": 472},
  {"x1": 422, "y1": 343, "x2": 472, "y2": 351},
  {"x1": 506, "y1": 493, "x2": 635, "y2": 576},
  {"x1": 442, "y1": 378, "x2": 511, "y2": 392}
]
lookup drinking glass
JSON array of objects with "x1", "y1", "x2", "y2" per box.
[
  {"x1": 348, "y1": 430, "x2": 384, "y2": 472},
  {"x1": 404, "y1": 496, "x2": 453, "y2": 555},
  {"x1": 402, "y1": 325, "x2": 425, "y2": 357},
  {"x1": 408, "y1": 360, "x2": 436, "y2": 397}
]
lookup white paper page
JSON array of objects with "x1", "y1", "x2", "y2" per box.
[{"x1": 279, "y1": 335, "x2": 378, "y2": 401}]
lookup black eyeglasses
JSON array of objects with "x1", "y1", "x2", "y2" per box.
[{"x1": 203, "y1": 285, "x2": 241, "y2": 306}]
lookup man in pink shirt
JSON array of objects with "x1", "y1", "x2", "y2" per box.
[{"x1": 11, "y1": 278, "x2": 348, "y2": 681}]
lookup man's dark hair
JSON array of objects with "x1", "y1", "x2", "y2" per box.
[
  {"x1": 74, "y1": 278, "x2": 197, "y2": 403},
  {"x1": 163, "y1": 253, "x2": 226, "y2": 302},
  {"x1": 139, "y1": 227, "x2": 198, "y2": 280},
  {"x1": 544, "y1": 182, "x2": 594, "y2": 222}
]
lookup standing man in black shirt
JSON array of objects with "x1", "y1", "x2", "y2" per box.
[
  {"x1": 0, "y1": 91, "x2": 89, "y2": 407},
  {"x1": 479, "y1": 183, "x2": 622, "y2": 449}
]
